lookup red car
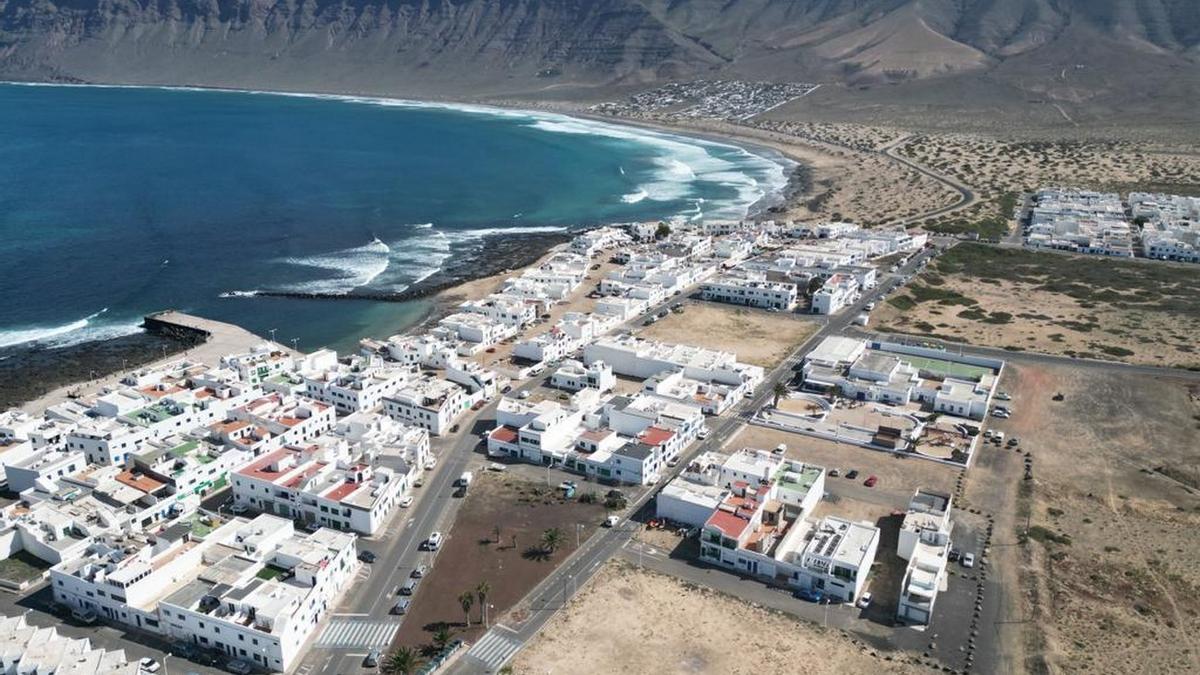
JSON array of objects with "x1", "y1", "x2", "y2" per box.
[{"x1": 864, "y1": 475, "x2": 878, "y2": 488}]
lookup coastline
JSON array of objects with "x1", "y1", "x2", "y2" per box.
[{"x1": 0, "y1": 82, "x2": 810, "y2": 410}]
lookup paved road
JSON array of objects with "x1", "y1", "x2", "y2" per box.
[
  {"x1": 878, "y1": 135, "x2": 977, "y2": 227},
  {"x1": 447, "y1": 246, "x2": 945, "y2": 673}
]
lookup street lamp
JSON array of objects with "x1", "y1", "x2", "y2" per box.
[{"x1": 269, "y1": 328, "x2": 278, "y2": 344}]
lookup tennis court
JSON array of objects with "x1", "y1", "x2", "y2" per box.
[{"x1": 901, "y1": 354, "x2": 995, "y2": 380}]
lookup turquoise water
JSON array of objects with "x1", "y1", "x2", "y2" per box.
[{"x1": 0, "y1": 84, "x2": 789, "y2": 353}]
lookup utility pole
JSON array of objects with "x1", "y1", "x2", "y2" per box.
[{"x1": 269, "y1": 327, "x2": 277, "y2": 344}]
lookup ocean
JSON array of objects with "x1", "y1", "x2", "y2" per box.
[{"x1": 0, "y1": 83, "x2": 791, "y2": 355}]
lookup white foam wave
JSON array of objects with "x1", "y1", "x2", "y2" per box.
[
  {"x1": 621, "y1": 189, "x2": 649, "y2": 204},
  {"x1": 0, "y1": 308, "x2": 142, "y2": 350},
  {"x1": 219, "y1": 290, "x2": 261, "y2": 298},
  {"x1": 278, "y1": 237, "x2": 392, "y2": 293}
]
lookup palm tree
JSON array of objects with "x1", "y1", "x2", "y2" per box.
[
  {"x1": 432, "y1": 625, "x2": 453, "y2": 652},
  {"x1": 458, "y1": 590, "x2": 475, "y2": 627},
  {"x1": 772, "y1": 381, "x2": 789, "y2": 408},
  {"x1": 541, "y1": 527, "x2": 564, "y2": 554},
  {"x1": 475, "y1": 580, "x2": 492, "y2": 625},
  {"x1": 383, "y1": 647, "x2": 420, "y2": 675}
]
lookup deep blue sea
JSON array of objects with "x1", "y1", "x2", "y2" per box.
[{"x1": 0, "y1": 84, "x2": 789, "y2": 353}]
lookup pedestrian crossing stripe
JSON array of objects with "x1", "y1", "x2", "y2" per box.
[
  {"x1": 465, "y1": 630, "x2": 521, "y2": 670},
  {"x1": 315, "y1": 620, "x2": 400, "y2": 649}
]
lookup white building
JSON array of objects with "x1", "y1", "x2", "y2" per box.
[
  {"x1": 794, "y1": 516, "x2": 880, "y2": 603},
  {"x1": 0, "y1": 614, "x2": 142, "y2": 674},
  {"x1": 700, "y1": 274, "x2": 798, "y2": 311},
  {"x1": 550, "y1": 360, "x2": 616, "y2": 393},
  {"x1": 232, "y1": 444, "x2": 408, "y2": 536},
  {"x1": 584, "y1": 335, "x2": 763, "y2": 389},
  {"x1": 811, "y1": 273, "x2": 859, "y2": 315},
  {"x1": 301, "y1": 357, "x2": 413, "y2": 414},
  {"x1": 383, "y1": 377, "x2": 473, "y2": 436},
  {"x1": 51, "y1": 515, "x2": 357, "y2": 673},
  {"x1": 897, "y1": 489, "x2": 954, "y2": 625}
]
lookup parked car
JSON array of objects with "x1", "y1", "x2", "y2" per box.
[
  {"x1": 667, "y1": 457, "x2": 681, "y2": 468},
  {"x1": 793, "y1": 588, "x2": 824, "y2": 603},
  {"x1": 996, "y1": 391, "x2": 1012, "y2": 401},
  {"x1": 357, "y1": 550, "x2": 377, "y2": 564},
  {"x1": 425, "y1": 531, "x2": 444, "y2": 550},
  {"x1": 697, "y1": 426, "x2": 709, "y2": 440},
  {"x1": 948, "y1": 548, "x2": 961, "y2": 562},
  {"x1": 425, "y1": 457, "x2": 438, "y2": 470},
  {"x1": 1007, "y1": 437, "x2": 1020, "y2": 447},
  {"x1": 364, "y1": 649, "x2": 381, "y2": 668},
  {"x1": 828, "y1": 468, "x2": 840, "y2": 478},
  {"x1": 518, "y1": 390, "x2": 531, "y2": 400},
  {"x1": 400, "y1": 578, "x2": 419, "y2": 595},
  {"x1": 603, "y1": 515, "x2": 620, "y2": 528},
  {"x1": 399, "y1": 496, "x2": 414, "y2": 508},
  {"x1": 230, "y1": 503, "x2": 248, "y2": 515},
  {"x1": 70, "y1": 608, "x2": 98, "y2": 625},
  {"x1": 487, "y1": 463, "x2": 507, "y2": 472},
  {"x1": 864, "y1": 475, "x2": 878, "y2": 488},
  {"x1": 845, "y1": 470, "x2": 859, "y2": 480},
  {"x1": 412, "y1": 564, "x2": 428, "y2": 579},
  {"x1": 961, "y1": 552, "x2": 976, "y2": 568},
  {"x1": 391, "y1": 599, "x2": 410, "y2": 615},
  {"x1": 226, "y1": 660, "x2": 252, "y2": 675},
  {"x1": 856, "y1": 592, "x2": 872, "y2": 609},
  {"x1": 139, "y1": 658, "x2": 161, "y2": 673}
]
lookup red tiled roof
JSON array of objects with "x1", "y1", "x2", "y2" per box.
[
  {"x1": 237, "y1": 448, "x2": 293, "y2": 480},
  {"x1": 490, "y1": 426, "x2": 519, "y2": 444},
  {"x1": 324, "y1": 480, "x2": 362, "y2": 502},
  {"x1": 640, "y1": 426, "x2": 674, "y2": 447},
  {"x1": 116, "y1": 471, "x2": 165, "y2": 493},
  {"x1": 706, "y1": 508, "x2": 751, "y2": 539},
  {"x1": 283, "y1": 463, "x2": 324, "y2": 489}
]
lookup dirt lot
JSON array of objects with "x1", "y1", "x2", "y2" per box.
[
  {"x1": 512, "y1": 560, "x2": 923, "y2": 675},
  {"x1": 392, "y1": 473, "x2": 607, "y2": 650},
  {"x1": 636, "y1": 301, "x2": 818, "y2": 368},
  {"x1": 731, "y1": 423, "x2": 961, "y2": 504},
  {"x1": 874, "y1": 243, "x2": 1200, "y2": 368},
  {"x1": 985, "y1": 363, "x2": 1200, "y2": 674}
]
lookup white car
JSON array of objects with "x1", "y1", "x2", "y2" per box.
[
  {"x1": 138, "y1": 658, "x2": 160, "y2": 673},
  {"x1": 697, "y1": 426, "x2": 709, "y2": 440},
  {"x1": 399, "y1": 496, "x2": 414, "y2": 508},
  {"x1": 962, "y1": 552, "x2": 976, "y2": 568},
  {"x1": 856, "y1": 592, "x2": 872, "y2": 609},
  {"x1": 426, "y1": 531, "x2": 444, "y2": 550},
  {"x1": 425, "y1": 457, "x2": 437, "y2": 470},
  {"x1": 230, "y1": 503, "x2": 248, "y2": 515}
]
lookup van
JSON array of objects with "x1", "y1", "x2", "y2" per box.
[{"x1": 456, "y1": 471, "x2": 474, "y2": 488}]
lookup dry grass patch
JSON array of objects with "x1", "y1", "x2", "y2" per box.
[{"x1": 874, "y1": 244, "x2": 1200, "y2": 367}]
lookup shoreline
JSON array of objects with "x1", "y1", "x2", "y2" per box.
[{"x1": 0, "y1": 82, "x2": 812, "y2": 410}]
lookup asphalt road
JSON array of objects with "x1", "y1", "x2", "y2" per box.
[{"x1": 878, "y1": 135, "x2": 977, "y2": 227}]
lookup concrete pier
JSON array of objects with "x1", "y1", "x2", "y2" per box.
[{"x1": 21, "y1": 311, "x2": 298, "y2": 414}]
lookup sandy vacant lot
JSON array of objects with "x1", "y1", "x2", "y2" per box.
[
  {"x1": 987, "y1": 363, "x2": 1200, "y2": 675},
  {"x1": 393, "y1": 474, "x2": 607, "y2": 649},
  {"x1": 874, "y1": 243, "x2": 1200, "y2": 368},
  {"x1": 512, "y1": 561, "x2": 922, "y2": 675},
  {"x1": 637, "y1": 302, "x2": 817, "y2": 368}
]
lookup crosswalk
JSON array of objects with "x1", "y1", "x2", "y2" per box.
[
  {"x1": 315, "y1": 619, "x2": 400, "y2": 649},
  {"x1": 463, "y1": 628, "x2": 522, "y2": 671}
]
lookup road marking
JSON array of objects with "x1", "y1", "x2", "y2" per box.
[
  {"x1": 315, "y1": 619, "x2": 400, "y2": 649},
  {"x1": 333, "y1": 613, "x2": 369, "y2": 617},
  {"x1": 464, "y1": 630, "x2": 522, "y2": 671}
]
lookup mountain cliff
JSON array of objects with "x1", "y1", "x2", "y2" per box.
[{"x1": 0, "y1": 0, "x2": 1197, "y2": 100}]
